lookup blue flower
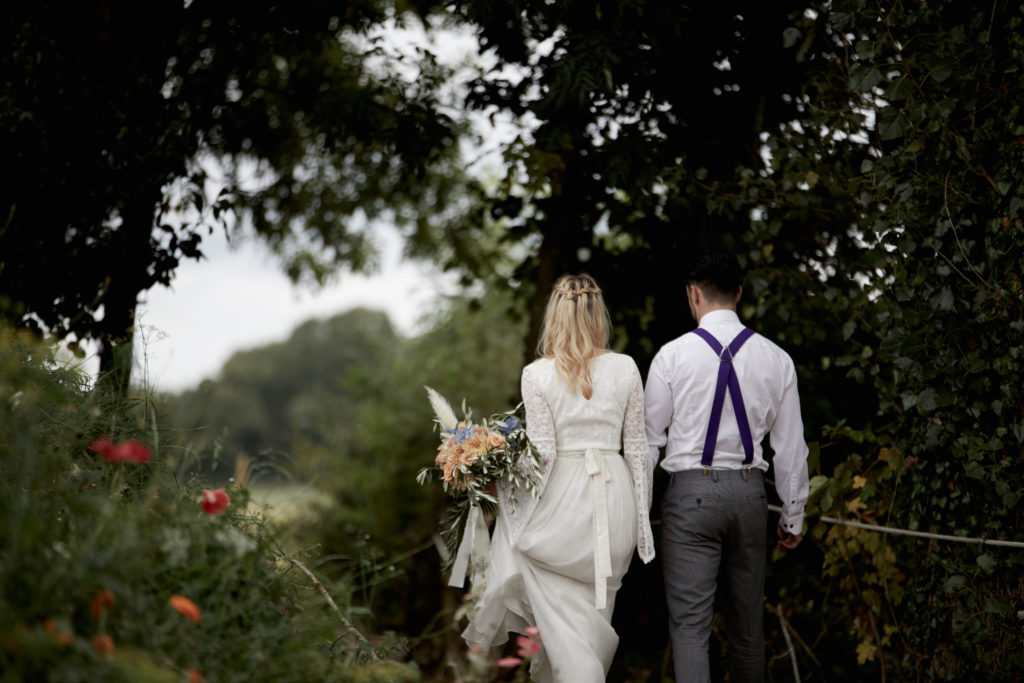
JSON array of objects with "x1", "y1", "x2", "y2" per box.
[
  {"x1": 496, "y1": 416, "x2": 520, "y2": 436},
  {"x1": 452, "y1": 426, "x2": 474, "y2": 444}
]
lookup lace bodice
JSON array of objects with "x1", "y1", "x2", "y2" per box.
[{"x1": 499, "y1": 353, "x2": 655, "y2": 564}]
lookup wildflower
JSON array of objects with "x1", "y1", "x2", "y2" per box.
[
  {"x1": 92, "y1": 633, "x2": 115, "y2": 654},
  {"x1": 44, "y1": 618, "x2": 73, "y2": 646},
  {"x1": 200, "y1": 488, "x2": 230, "y2": 515},
  {"x1": 89, "y1": 437, "x2": 151, "y2": 464},
  {"x1": 90, "y1": 589, "x2": 116, "y2": 618},
  {"x1": 516, "y1": 633, "x2": 542, "y2": 658},
  {"x1": 497, "y1": 416, "x2": 520, "y2": 435},
  {"x1": 169, "y1": 594, "x2": 202, "y2": 623},
  {"x1": 525, "y1": 625, "x2": 540, "y2": 637},
  {"x1": 497, "y1": 656, "x2": 523, "y2": 668},
  {"x1": 186, "y1": 668, "x2": 205, "y2": 683},
  {"x1": 451, "y1": 425, "x2": 474, "y2": 444},
  {"x1": 88, "y1": 437, "x2": 114, "y2": 456}
]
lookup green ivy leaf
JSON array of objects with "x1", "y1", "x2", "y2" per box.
[
  {"x1": 849, "y1": 64, "x2": 883, "y2": 92},
  {"x1": 942, "y1": 574, "x2": 966, "y2": 594}
]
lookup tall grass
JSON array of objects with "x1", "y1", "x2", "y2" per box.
[{"x1": 0, "y1": 327, "x2": 419, "y2": 682}]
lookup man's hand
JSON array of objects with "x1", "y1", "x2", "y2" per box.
[{"x1": 776, "y1": 524, "x2": 803, "y2": 550}]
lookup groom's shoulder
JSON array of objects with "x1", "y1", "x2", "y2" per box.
[
  {"x1": 743, "y1": 330, "x2": 799, "y2": 375},
  {"x1": 746, "y1": 329, "x2": 793, "y2": 358},
  {"x1": 654, "y1": 331, "x2": 702, "y2": 356}
]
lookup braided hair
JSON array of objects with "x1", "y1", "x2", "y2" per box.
[{"x1": 537, "y1": 274, "x2": 611, "y2": 399}]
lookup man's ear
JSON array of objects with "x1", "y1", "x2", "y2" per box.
[
  {"x1": 688, "y1": 283, "x2": 700, "y2": 305},
  {"x1": 735, "y1": 285, "x2": 743, "y2": 304}
]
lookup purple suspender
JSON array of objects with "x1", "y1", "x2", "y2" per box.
[{"x1": 692, "y1": 327, "x2": 756, "y2": 466}]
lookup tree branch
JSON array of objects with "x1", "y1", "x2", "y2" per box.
[{"x1": 282, "y1": 555, "x2": 380, "y2": 660}]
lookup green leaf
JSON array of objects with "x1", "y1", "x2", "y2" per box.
[
  {"x1": 935, "y1": 287, "x2": 954, "y2": 310},
  {"x1": 885, "y1": 76, "x2": 915, "y2": 100},
  {"x1": 931, "y1": 62, "x2": 954, "y2": 82},
  {"x1": 976, "y1": 553, "x2": 997, "y2": 573},
  {"x1": 877, "y1": 108, "x2": 907, "y2": 140},
  {"x1": 983, "y1": 597, "x2": 1011, "y2": 615},
  {"x1": 942, "y1": 574, "x2": 966, "y2": 594},
  {"x1": 849, "y1": 65, "x2": 883, "y2": 92},
  {"x1": 783, "y1": 27, "x2": 802, "y2": 49},
  {"x1": 917, "y1": 388, "x2": 937, "y2": 412},
  {"x1": 963, "y1": 460, "x2": 985, "y2": 480}
]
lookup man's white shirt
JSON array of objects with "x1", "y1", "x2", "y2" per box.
[{"x1": 644, "y1": 309, "x2": 809, "y2": 533}]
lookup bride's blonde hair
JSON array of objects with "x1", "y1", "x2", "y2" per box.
[{"x1": 537, "y1": 274, "x2": 611, "y2": 399}]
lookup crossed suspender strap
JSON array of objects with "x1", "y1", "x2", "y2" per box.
[{"x1": 692, "y1": 327, "x2": 756, "y2": 466}]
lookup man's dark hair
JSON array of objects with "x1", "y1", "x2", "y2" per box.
[{"x1": 688, "y1": 250, "x2": 742, "y2": 301}]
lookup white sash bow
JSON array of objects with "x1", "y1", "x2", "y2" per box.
[{"x1": 583, "y1": 447, "x2": 615, "y2": 609}]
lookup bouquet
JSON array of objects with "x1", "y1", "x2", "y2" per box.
[{"x1": 418, "y1": 386, "x2": 542, "y2": 587}]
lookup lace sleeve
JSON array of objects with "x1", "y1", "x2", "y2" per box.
[
  {"x1": 498, "y1": 363, "x2": 557, "y2": 546},
  {"x1": 623, "y1": 361, "x2": 655, "y2": 563},
  {"x1": 521, "y1": 364, "x2": 557, "y2": 472}
]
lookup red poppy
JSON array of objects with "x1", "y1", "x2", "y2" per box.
[
  {"x1": 200, "y1": 488, "x2": 230, "y2": 515},
  {"x1": 90, "y1": 589, "x2": 116, "y2": 618},
  {"x1": 89, "y1": 437, "x2": 151, "y2": 464},
  {"x1": 92, "y1": 633, "x2": 115, "y2": 654},
  {"x1": 88, "y1": 437, "x2": 114, "y2": 456},
  {"x1": 186, "y1": 668, "x2": 205, "y2": 683},
  {"x1": 169, "y1": 594, "x2": 202, "y2": 624}
]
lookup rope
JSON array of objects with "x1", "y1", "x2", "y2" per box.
[{"x1": 769, "y1": 504, "x2": 1024, "y2": 549}]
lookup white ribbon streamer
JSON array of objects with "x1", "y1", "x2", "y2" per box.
[
  {"x1": 448, "y1": 504, "x2": 491, "y2": 588},
  {"x1": 584, "y1": 447, "x2": 614, "y2": 609}
]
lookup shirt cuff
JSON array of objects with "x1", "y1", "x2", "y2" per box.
[{"x1": 780, "y1": 508, "x2": 805, "y2": 534}]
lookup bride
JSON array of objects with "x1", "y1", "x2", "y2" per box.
[{"x1": 463, "y1": 274, "x2": 654, "y2": 681}]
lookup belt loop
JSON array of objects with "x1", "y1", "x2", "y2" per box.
[
  {"x1": 670, "y1": 472, "x2": 676, "y2": 486},
  {"x1": 711, "y1": 469, "x2": 719, "y2": 483},
  {"x1": 740, "y1": 467, "x2": 749, "y2": 482}
]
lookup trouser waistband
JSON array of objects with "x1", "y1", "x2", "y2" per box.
[{"x1": 669, "y1": 468, "x2": 763, "y2": 484}]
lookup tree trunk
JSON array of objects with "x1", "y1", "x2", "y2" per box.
[
  {"x1": 523, "y1": 129, "x2": 586, "y2": 364},
  {"x1": 96, "y1": 192, "x2": 159, "y2": 396}
]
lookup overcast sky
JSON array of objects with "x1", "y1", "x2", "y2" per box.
[{"x1": 126, "y1": 226, "x2": 455, "y2": 394}]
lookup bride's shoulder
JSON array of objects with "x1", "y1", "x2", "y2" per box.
[
  {"x1": 522, "y1": 357, "x2": 554, "y2": 377},
  {"x1": 595, "y1": 351, "x2": 641, "y2": 374},
  {"x1": 599, "y1": 350, "x2": 638, "y2": 365}
]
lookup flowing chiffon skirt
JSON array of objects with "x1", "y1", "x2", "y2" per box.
[{"x1": 463, "y1": 452, "x2": 637, "y2": 682}]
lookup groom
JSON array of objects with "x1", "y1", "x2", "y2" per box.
[{"x1": 644, "y1": 250, "x2": 809, "y2": 682}]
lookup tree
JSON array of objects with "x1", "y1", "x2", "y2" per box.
[
  {"x1": 775, "y1": 2, "x2": 1024, "y2": 678},
  {"x1": 416, "y1": 1, "x2": 1023, "y2": 678},
  {"x1": 1, "y1": 0, "x2": 466, "y2": 393}
]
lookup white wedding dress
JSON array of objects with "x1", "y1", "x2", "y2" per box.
[{"x1": 463, "y1": 352, "x2": 654, "y2": 682}]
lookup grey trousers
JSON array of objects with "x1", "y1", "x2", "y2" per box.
[{"x1": 661, "y1": 468, "x2": 767, "y2": 683}]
